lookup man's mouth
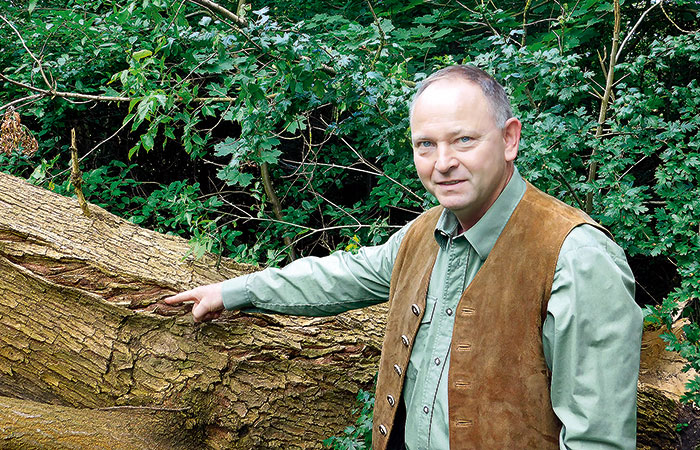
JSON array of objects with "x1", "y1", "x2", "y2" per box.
[{"x1": 438, "y1": 180, "x2": 463, "y2": 185}]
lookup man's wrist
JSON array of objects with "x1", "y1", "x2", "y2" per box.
[{"x1": 221, "y1": 275, "x2": 254, "y2": 311}]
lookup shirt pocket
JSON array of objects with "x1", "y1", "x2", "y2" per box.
[{"x1": 421, "y1": 295, "x2": 438, "y2": 324}]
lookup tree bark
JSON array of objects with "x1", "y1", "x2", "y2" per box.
[
  {"x1": 0, "y1": 172, "x2": 384, "y2": 449},
  {"x1": 0, "y1": 171, "x2": 697, "y2": 449}
]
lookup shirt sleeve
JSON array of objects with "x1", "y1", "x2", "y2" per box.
[
  {"x1": 220, "y1": 222, "x2": 412, "y2": 316},
  {"x1": 542, "y1": 224, "x2": 643, "y2": 450}
]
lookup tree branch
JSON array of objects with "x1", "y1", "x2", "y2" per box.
[
  {"x1": 260, "y1": 161, "x2": 296, "y2": 261},
  {"x1": 0, "y1": 74, "x2": 130, "y2": 102},
  {"x1": 0, "y1": 14, "x2": 54, "y2": 90},
  {"x1": 616, "y1": 1, "x2": 660, "y2": 61},
  {"x1": 0, "y1": 94, "x2": 42, "y2": 112},
  {"x1": 366, "y1": 0, "x2": 386, "y2": 67},
  {"x1": 192, "y1": 0, "x2": 338, "y2": 76},
  {"x1": 0, "y1": 74, "x2": 237, "y2": 104},
  {"x1": 584, "y1": 0, "x2": 621, "y2": 214},
  {"x1": 69, "y1": 129, "x2": 91, "y2": 217},
  {"x1": 186, "y1": 0, "x2": 248, "y2": 27},
  {"x1": 659, "y1": 0, "x2": 694, "y2": 34}
]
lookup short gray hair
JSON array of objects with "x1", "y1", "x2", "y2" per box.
[{"x1": 409, "y1": 65, "x2": 513, "y2": 128}]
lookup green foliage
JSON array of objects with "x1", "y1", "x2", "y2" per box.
[
  {"x1": 323, "y1": 389, "x2": 374, "y2": 450},
  {"x1": 676, "y1": 421, "x2": 689, "y2": 433},
  {"x1": 2, "y1": 0, "x2": 700, "y2": 417}
]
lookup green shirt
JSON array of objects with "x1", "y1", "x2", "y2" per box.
[{"x1": 222, "y1": 168, "x2": 643, "y2": 449}]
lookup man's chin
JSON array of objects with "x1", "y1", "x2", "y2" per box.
[{"x1": 437, "y1": 199, "x2": 473, "y2": 214}]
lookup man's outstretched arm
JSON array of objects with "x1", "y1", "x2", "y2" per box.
[{"x1": 165, "y1": 223, "x2": 412, "y2": 320}]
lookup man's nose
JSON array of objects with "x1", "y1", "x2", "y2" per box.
[{"x1": 434, "y1": 144, "x2": 458, "y2": 172}]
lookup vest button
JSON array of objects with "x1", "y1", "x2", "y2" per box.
[
  {"x1": 411, "y1": 304, "x2": 421, "y2": 316},
  {"x1": 387, "y1": 394, "x2": 395, "y2": 407},
  {"x1": 378, "y1": 424, "x2": 388, "y2": 436},
  {"x1": 393, "y1": 364, "x2": 402, "y2": 376},
  {"x1": 401, "y1": 335, "x2": 410, "y2": 347}
]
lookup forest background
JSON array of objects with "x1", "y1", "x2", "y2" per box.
[{"x1": 1, "y1": 0, "x2": 699, "y2": 446}]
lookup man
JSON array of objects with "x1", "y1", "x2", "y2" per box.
[{"x1": 166, "y1": 65, "x2": 643, "y2": 449}]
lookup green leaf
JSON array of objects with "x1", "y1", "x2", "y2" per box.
[
  {"x1": 136, "y1": 97, "x2": 154, "y2": 124},
  {"x1": 260, "y1": 148, "x2": 282, "y2": 164},
  {"x1": 128, "y1": 143, "x2": 140, "y2": 160},
  {"x1": 132, "y1": 49, "x2": 153, "y2": 60},
  {"x1": 141, "y1": 132, "x2": 155, "y2": 151}
]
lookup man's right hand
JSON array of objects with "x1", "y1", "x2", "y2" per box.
[{"x1": 164, "y1": 282, "x2": 224, "y2": 322}]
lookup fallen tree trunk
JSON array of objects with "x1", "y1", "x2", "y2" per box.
[
  {"x1": 0, "y1": 172, "x2": 385, "y2": 449},
  {"x1": 0, "y1": 171, "x2": 697, "y2": 449}
]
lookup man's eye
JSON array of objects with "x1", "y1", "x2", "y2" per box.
[
  {"x1": 459, "y1": 136, "x2": 471, "y2": 143},
  {"x1": 419, "y1": 141, "x2": 433, "y2": 148}
]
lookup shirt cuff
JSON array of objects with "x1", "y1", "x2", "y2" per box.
[{"x1": 221, "y1": 275, "x2": 255, "y2": 311}]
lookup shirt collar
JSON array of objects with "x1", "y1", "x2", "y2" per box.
[{"x1": 434, "y1": 166, "x2": 526, "y2": 260}]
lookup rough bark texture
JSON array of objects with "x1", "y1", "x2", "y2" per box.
[
  {"x1": 637, "y1": 321, "x2": 700, "y2": 450},
  {"x1": 0, "y1": 172, "x2": 385, "y2": 449},
  {"x1": 0, "y1": 171, "x2": 697, "y2": 449}
]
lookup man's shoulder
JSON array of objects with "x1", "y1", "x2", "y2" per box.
[
  {"x1": 560, "y1": 223, "x2": 627, "y2": 264},
  {"x1": 522, "y1": 181, "x2": 611, "y2": 238}
]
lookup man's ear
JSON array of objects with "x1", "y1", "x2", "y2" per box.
[{"x1": 502, "y1": 118, "x2": 521, "y2": 163}]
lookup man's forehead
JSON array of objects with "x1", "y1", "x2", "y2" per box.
[{"x1": 412, "y1": 79, "x2": 486, "y2": 113}]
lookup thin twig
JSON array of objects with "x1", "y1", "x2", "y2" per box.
[
  {"x1": 0, "y1": 94, "x2": 42, "y2": 112},
  {"x1": 0, "y1": 74, "x2": 130, "y2": 102},
  {"x1": 165, "y1": 0, "x2": 188, "y2": 32},
  {"x1": 366, "y1": 0, "x2": 386, "y2": 67},
  {"x1": 260, "y1": 161, "x2": 296, "y2": 260},
  {"x1": 545, "y1": 162, "x2": 585, "y2": 210},
  {"x1": 616, "y1": 1, "x2": 660, "y2": 60},
  {"x1": 337, "y1": 135, "x2": 422, "y2": 202},
  {"x1": 186, "y1": 0, "x2": 248, "y2": 27},
  {"x1": 46, "y1": 115, "x2": 135, "y2": 183},
  {"x1": 660, "y1": 0, "x2": 692, "y2": 34},
  {"x1": 0, "y1": 14, "x2": 53, "y2": 90},
  {"x1": 281, "y1": 158, "x2": 386, "y2": 177},
  {"x1": 69, "y1": 129, "x2": 91, "y2": 217},
  {"x1": 319, "y1": 117, "x2": 422, "y2": 202},
  {"x1": 0, "y1": 74, "x2": 237, "y2": 103},
  {"x1": 585, "y1": 0, "x2": 621, "y2": 214},
  {"x1": 520, "y1": 0, "x2": 533, "y2": 46}
]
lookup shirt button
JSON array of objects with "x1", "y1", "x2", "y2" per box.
[
  {"x1": 446, "y1": 308, "x2": 453, "y2": 316},
  {"x1": 423, "y1": 406, "x2": 430, "y2": 414},
  {"x1": 434, "y1": 357, "x2": 441, "y2": 366}
]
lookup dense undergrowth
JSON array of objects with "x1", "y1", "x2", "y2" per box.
[{"x1": 2, "y1": 1, "x2": 700, "y2": 446}]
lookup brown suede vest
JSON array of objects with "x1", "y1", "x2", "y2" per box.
[{"x1": 372, "y1": 181, "x2": 608, "y2": 450}]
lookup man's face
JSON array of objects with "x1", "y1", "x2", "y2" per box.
[{"x1": 410, "y1": 78, "x2": 520, "y2": 230}]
